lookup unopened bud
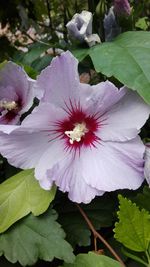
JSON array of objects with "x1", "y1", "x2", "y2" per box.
[
  {"x1": 66, "y1": 11, "x2": 100, "y2": 47},
  {"x1": 103, "y1": 7, "x2": 121, "y2": 41},
  {"x1": 114, "y1": 0, "x2": 131, "y2": 16}
]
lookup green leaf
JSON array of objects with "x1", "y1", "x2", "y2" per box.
[
  {"x1": 134, "y1": 186, "x2": 150, "y2": 212},
  {"x1": 121, "y1": 247, "x2": 148, "y2": 266},
  {"x1": 0, "y1": 60, "x2": 7, "y2": 70},
  {"x1": 21, "y1": 64, "x2": 38, "y2": 79},
  {"x1": 17, "y1": 42, "x2": 50, "y2": 66},
  {"x1": 89, "y1": 31, "x2": 150, "y2": 104},
  {"x1": 0, "y1": 209, "x2": 75, "y2": 266},
  {"x1": 0, "y1": 169, "x2": 56, "y2": 233},
  {"x1": 114, "y1": 195, "x2": 150, "y2": 252},
  {"x1": 56, "y1": 194, "x2": 116, "y2": 247},
  {"x1": 135, "y1": 17, "x2": 149, "y2": 31},
  {"x1": 71, "y1": 48, "x2": 90, "y2": 61},
  {"x1": 31, "y1": 54, "x2": 53, "y2": 72},
  {"x1": 61, "y1": 252, "x2": 122, "y2": 267}
]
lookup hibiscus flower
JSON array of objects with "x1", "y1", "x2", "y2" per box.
[
  {"x1": 0, "y1": 61, "x2": 35, "y2": 124},
  {"x1": 0, "y1": 51, "x2": 149, "y2": 203}
]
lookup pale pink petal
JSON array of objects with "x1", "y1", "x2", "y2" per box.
[
  {"x1": 0, "y1": 124, "x2": 19, "y2": 134},
  {"x1": 0, "y1": 129, "x2": 50, "y2": 169},
  {"x1": 36, "y1": 51, "x2": 80, "y2": 105},
  {"x1": 22, "y1": 102, "x2": 67, "y2": 129},
  {"x1": 34, "y1": 140, "x2": 65, "y2": 184},
  {"x1": 34, "y1": 144, "x2": 104, "y2": 203},
  {"x1": 46, "y1": 154, "x2": 104, "y2": 203},
  {"x1": 0, "y1": 62, "x2": 35, "y2": 124},
  {"x1": 0, "y1": 62, "x2": 34, "y2": 110},
  {"x1": 98, "y1": 89, "x2": 150, "y2": 141},
  {"x1": 81, "y1": 81, "x2": 127, "y2": 115},
  {"x1": 81, "y1": 136, "x2": 144, "y2": 191},
  {"x1": 0, "y1": 85, "x2": 18, "y2": 102},
  {"x1": 0, "y1": 103, "x2": 66, "y2": 169}
]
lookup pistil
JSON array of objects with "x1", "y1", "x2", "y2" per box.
[{"x1": 65, "y1": 122, "x2": 88, "y2": 144}]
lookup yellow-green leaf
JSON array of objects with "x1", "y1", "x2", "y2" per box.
[
  {"x1": 114, "y1": 195, "x2": 150, "y2": 252},
  {"x1": 0, "y1": 169, "x2": 56, "y2": 233}
]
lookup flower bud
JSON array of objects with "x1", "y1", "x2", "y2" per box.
[
  {"x1": 66, "y1": 10, "x2": 100, "y2": 47},
  {"x1": 114, "y1": 0, "x2": 131, "y2": 16},
  {"x1": 103, "y1": 7, "x2": 121, "y2": 41}
]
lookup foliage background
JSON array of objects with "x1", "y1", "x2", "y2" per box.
[{"x1": 0, "y1": 1, "x2": 150, "y2": 267}]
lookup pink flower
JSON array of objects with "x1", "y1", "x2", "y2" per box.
[
  {"x1": 114, "y1": 0, "x2": 131, "y2": 16},
  {"x1": 0, "y1": 51, "x2": 149, "y2": 203},
  {"x1": 0, "y1": 61, "x2": 35, "y2": 125}
]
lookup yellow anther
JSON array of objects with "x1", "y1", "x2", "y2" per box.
[
  {"x1": 65, "y1": 122, "x2": 88, "y2": 144},
  {"x1": 0, "y1": 100, "x2": 18, "y2": 111}
]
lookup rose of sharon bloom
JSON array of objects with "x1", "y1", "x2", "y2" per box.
[
  {"x1": 0, "y1": 51, "x2": 150, "y2": 203},
  {"x1": 0, "y1": 61, "x2": 35, "y2": 125},
  {"x1": 66, "y1": 11, "x2": 100, "y2": 47},
  {"x1": 144, "y1": 143, "x2": 150, "y2": 186},
  {"x1": 114, "y1": 0, "x2": 131, "y2": 16}
]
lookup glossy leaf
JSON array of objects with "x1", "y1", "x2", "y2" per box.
[
  {"x1": 0, "y1": 169, "x2": 56, "y2": 233},
  {"x1": 90, "y1": 31, "x2": 150, "y2": 104}
]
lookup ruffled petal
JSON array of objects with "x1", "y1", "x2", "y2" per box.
[
  {"x1": 0, "y1": 128, "x2": 51, "y2": 169},
  {"x1": 36, "y1": 51, "x2": 80, "y2": 105},
  {"x1": 46, "y1": 154, "x2": 104, "y2": 203},
  {"x1": 81, "y1": 136, "x2": 145, "y2": 191},
  {"x1": 83, "y1": 81, "x2": 126, "y2": 116},
  {"x1": 0, "y1": 103, "x2": 67, "y2": 169},
  {"x1": 98, "y1": 89, "x2": 150, "y2": 141},
  {"x1": 35, "y1": 140, "x2": 65, "y2": 185},
  {"x1": 22, "y1": 102, "x2": 67, "y2": 129}
]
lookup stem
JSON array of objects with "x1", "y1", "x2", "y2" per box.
[
  {"x1": 63, "y1": 1, "x2": 68, "y2": 43},
  {"x1": 45, "y1": 0, "x2": 53, "y2": 31},
  {"x1": 146, "y1": 251, "x2": 150, "y2": 266},
  {"x1": 45, "y1": 0, "x2": 56, "y2": 55},
  {"x1": 76, "y1": 204, "x2": 126, "y2": 267},
  {"x1": 94, "y1": 236, "x2": 97, "y2": 252},
  {"x1": 23, "y1": 32, "x2": 50, "y2": 46}
]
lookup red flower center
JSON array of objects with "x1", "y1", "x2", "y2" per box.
[{"x1": 54, "y1": 102, "x2": 102, "y2": 150}]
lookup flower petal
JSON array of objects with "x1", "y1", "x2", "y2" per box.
[
  {"x1": 83, "y1": 81, "x2": 127, "y2": 116},
  {"x1": 0, "y1": 62, "x2": 35, "y2": 123},
  {"x1": 34, "y1": 141, "x2": 104, "y2": 203},
  {"x1": 81, "y1": 136, "x2": 145, "y2": 191},
  {"x1": 0, "y1": 103, "x2": 67, "y2": 168},
  {"x1": 99, "y1": 89, "x2": 150, "y2": 141},
  {"x1": 22, "y1": 102, "x2": 67, "y2": 129},
  {"x1": 0, "y1": 128, "x2": 50, "y2": 169},
  {"x1": 34, "y1": 140, "x2": 65, "y2": 185},
  {"x1": 0, "y1": 124, "x2": 19, "y2": 134},
  {"x1": 46, "y1": 154, "x2": 104, "y2": 203},
  {"x1": 37, "y1": 51, "x2": 80, "y2": 105}
]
